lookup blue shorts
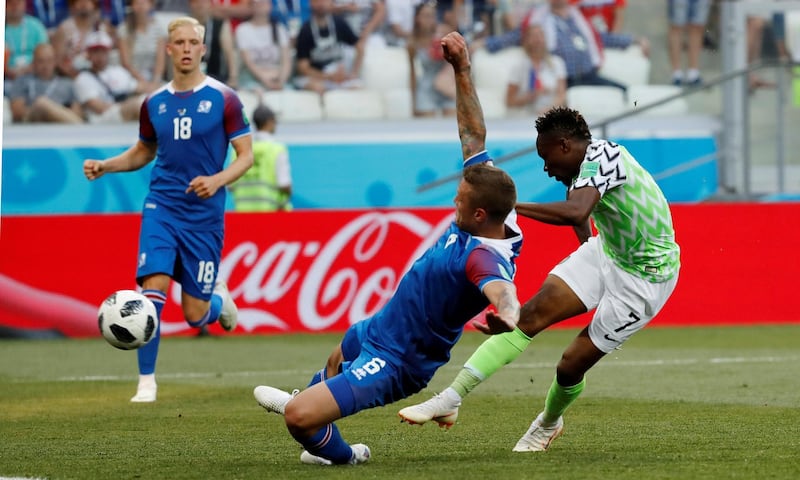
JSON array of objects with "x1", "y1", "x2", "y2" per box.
[
  {"x1": 329, "y1": 319, "x2": 431, "y2": 417},
  {"x1": 668, "y1": 0, "x2": 710, "y2": 27},
  {"x1": 136, "y1": 214, "x2": 223, "y2": 300}
]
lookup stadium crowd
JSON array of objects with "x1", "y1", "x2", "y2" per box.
[{"x1": 5, "y1": 0, "x2": 660, "y2": 124}]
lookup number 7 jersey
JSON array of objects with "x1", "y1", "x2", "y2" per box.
[{"x1": 139, "y1": 77, "x2": 251, "y2": 230}]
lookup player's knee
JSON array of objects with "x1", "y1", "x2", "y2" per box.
[
  {"x1": 181, "y1": 302, "x2": 207, "y2": 325},
  {"x1": 284, "y1": 401, "x2": 315, "y2": 437}
]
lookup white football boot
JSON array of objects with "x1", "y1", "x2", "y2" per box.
[
  {"x1": 253, "y1": 385, "x2": 299, "y2": 415},
  {"x1": 130, "y1": 374, "x2": 157, "y2": 403},
  {"x1": 299, "y1": 444, "x2": 371, "y2": 466},
  {"x1": 512, "y1": 412, "x2": 564, "y2": 452},
  {"x1": 398, "y1": 390, "x2": 460, "y2": 428},
  {"x1": 213, "y1": 279, "x2": 238, "y2": 331}
]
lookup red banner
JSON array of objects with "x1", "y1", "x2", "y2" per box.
[{"x1": 1, "y1": 204, "x2": 798, "y2": 338}]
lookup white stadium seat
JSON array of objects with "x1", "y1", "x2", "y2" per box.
[
  {"x1": 382, "y1": 88, "x2": 413, "y2": 119},
  {"x1": 472, "y1": 47, "x2": 526, "y2": 90},
  {"x1": 787, "y1": 11, "x2": 800, "y2": 63},
  {"x1": 599, "y1": 46, "x2": 651, "y2": 87},
  {"x1": 4, "y1": 97, "x2": 12, "y2": 124},
  {"x1": 261, "y1": 90, "x2": 324, "y2": 122},
  {"x1": 566, "y1": 85, "x2": 628, "y2": 120},
  {"x1": 322, "y1": 89, "x2": 386, "y2": 120},
  {"x1": 237, "y1": 90, "x2": 262, "y2": 119},
  {"x1": 475, "y1": 87, "x2": 508, "y2": 120},
  {"x1": 627, "y1": 84, "x2": 689, "y2": 116},
  {"x1": 362, "y1": 46, "x2": 412, "y2": 91}
]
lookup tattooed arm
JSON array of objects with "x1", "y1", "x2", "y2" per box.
[
  {"x1": 441, "y1": 32, "x2": 487, "y2": 161},
  {"x1": 473, "y1": 280, "x2": 520, "y2": 334}
]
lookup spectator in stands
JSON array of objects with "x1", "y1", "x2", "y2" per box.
[
  {"x1": 435, "y1": 0, "x2": 493, "y2": 40},
  {"x1": 51, "y1": 0, "x2": 116, "y2": 78},
  {"x1": 293, "y1": 0, "x2": 364, "y2": 94},
  {"x1": 271, "y1": 0, "x2": 312, "y2": 42},
  {"x1": 481, "y1": 0, "x2": 646, "y2": 92},
  {"x1": 495, "y1": 0, "x2": 542, "y2": 34},
  {"x1": 667, "y1": 0, "x2": 711, "y2": 86},
  {"x1": 333, "y1": 0, "x2": 387, "y2": 49},
  {"x1": 73, "y1": 30, "x2": 148, "y2": 123},
  {"x1": 573, "y1": 0, "x2": 625, "y2": 34},
  {"x1": 6, "y1": 0, "x2": 50, "y2": 88},
  {"x1": 98, "y1": 0, "x2": 126, "y2": 28},
  {"x1": 505, "y1": 21, "x2": 566, "y2": 117},
  {"x1": 8, "y1": 42, "x2": 84, "y2": 123},
  {"x1": 230, "y1": 104, "x2": 293, "y2": 212},
  {"x1": 236, "y1": 0, "x2": 293, "y2": 92},
  {"x1": 211, "y1": 0, "x2": 254, "y2": 31},
  {"x1": 383, "y1": 0, "x2": 421, "y2": 47},
  {"x1": 188, "y1": 0, "x2": 239, "y2": 87},
  {"x1": 117, "y1": 0, "x2": 167, "y2": 85},
  {"x1": 153, "y1": 0, "x2": 189, "y2": 11},
  {"x1": 407, "y1": 1, "x2": 455, "y2": 117},
  {"x1": 27, "y1": 0, "x2": 71, "y2": 33},
  {"x1": 746, "y1": 9, "x2": 789, "y2": 91}
]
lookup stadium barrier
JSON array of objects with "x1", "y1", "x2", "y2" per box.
[
  {"x1": 0, "y1": 203, "x2": 796, "y2": 339},
  {"x1": 2, "y1": 130, "x2": 718, "y2": 215}
]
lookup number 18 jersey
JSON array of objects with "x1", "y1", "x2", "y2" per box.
[{"x1": 139, "y1": 77, "x2": 251, "y2": 230}]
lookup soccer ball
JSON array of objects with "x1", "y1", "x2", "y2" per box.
[{"x1": 98, "y1": 290, "x2": 158, "y2": 350}]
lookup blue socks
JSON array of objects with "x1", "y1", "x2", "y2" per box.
[
  {"x1": 307, "y1": 368, "x2": 327, "y2": 388},
  {"x1": 294, "y1": 423, "x2": 353, "y2": 464},
  {"x1": 292, "y1": 367, "x2": 354, "y2": 464},
  {"x1": 136, "y1": 289, "x2": 222, "y2": 375},
  {"x1": 137, "y1": 290, "x2": 165, "y2": 375},
  {"x1": 187, "y1": 294, "x2": 222, "y2": 327}
]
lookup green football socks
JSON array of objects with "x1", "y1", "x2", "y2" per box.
[
  {"x1": 450, "y1": 327, "x2": 532, "y2": 398},
  {"x1": 542, "y1": 375, "x2": 586, "y2": 424}
]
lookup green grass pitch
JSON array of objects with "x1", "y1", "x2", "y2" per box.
[{"x1": 1, "y1": 325, "x2": 799, "y2": 480}]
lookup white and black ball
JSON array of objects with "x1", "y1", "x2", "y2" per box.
[{"x1": 98, "y1": 290, "x2": 158, "y2": 350}]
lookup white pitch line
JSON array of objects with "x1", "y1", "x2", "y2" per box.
[
  {"x1": 507, "y1": 355, "x2": 800, "y2": 369},
  {"x1": 46, "y1": 355, "x2": 800, "y2": 383}
]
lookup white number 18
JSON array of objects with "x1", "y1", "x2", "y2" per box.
[
  {"x1": 197, "y1": 261, "x2": 215, "y2": 284},
  {"x1": 173, "y1": 117, "x2": 192, "y2": 140}
]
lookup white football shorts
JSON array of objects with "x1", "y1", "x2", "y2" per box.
[{"x1": 550, "y1": 236, "x2": 679, "y2": 353}]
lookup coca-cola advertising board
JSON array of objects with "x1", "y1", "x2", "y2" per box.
[{"x1": 1, "y1": 204, "x2": 798, "y2": 339}]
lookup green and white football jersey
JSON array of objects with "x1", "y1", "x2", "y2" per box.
[{"x1": 572, "y1": 140, "x2": 680, "y2": 282}]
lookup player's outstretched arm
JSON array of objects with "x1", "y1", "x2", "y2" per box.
[
  {"x1": 516, "y1": 187, "x2": 599, "y2": 227},
  {"x1": 441, "y1": 32, "x2": 486, "y2": 161},
  {"x1": 83, "y1": 140, "x2": 157, "y2": 181},
  {"x1": 473, "y1": 281, "x2": 519, "y2": 335}
]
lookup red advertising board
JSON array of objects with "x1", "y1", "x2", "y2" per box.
[{"x1": 1, "y1": 204, "x2": 797, "y2": 338}]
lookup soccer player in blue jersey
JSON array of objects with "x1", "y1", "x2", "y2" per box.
[
  {"x1": 251, "y1": 32, "x2": 524, "y2": 466},
  {"x1": 83, "y1": 16, "x2": 254, "y2": 403}
]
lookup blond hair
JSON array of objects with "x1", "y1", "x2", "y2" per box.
[{"x1": 168, "y1": 16, "x2": 206, "y2": 40}]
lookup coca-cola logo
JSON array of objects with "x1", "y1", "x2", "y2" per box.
[{"x1": 165, "y1": 211, "x2": 453, "y2": 334}]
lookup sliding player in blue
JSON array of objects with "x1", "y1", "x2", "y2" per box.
[{"x1": 252, "y1": 31, "x2": 524, "y2": 466}]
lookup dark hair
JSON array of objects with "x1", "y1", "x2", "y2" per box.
[
  {"x1": 252, "y1": 104, "x2": 276, "y2": 129},
  {"x1": 535, "y1": 106, "x2": 592, "y2": 141},
  {"x1": 462, "y1": 163, "x2": 516, "y2": 223}
]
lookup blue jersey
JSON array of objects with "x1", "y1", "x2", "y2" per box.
[
  {"x1": 139, "y1": 77, "x2": 251, "y2": 230},
  {"x1": 358, "y1": 151, "x2": 524, "y2": 381}
]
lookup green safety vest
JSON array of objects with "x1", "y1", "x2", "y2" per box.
[{"x1": 231, "y1": 139, "x2": 292, "y2": 212}]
